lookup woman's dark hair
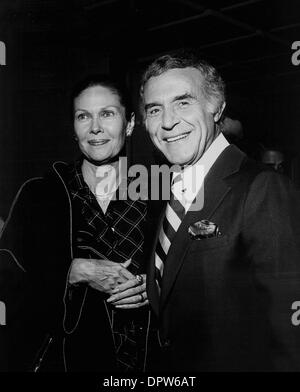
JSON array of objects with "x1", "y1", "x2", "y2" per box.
[{"x1": 70, "y1": 74, "x2": 133, "y2": 120}]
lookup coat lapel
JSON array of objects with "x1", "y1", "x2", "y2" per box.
[
  {"x1": 159, "y1": 145, "x2": 246, "y2": 310},
  {"x1": 147, "y1": 201, "x2": 167, "y2": 316}
]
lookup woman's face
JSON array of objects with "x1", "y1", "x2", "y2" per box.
[{"x1": 74, "y1": 85, "x2": 129, "y2": 162}]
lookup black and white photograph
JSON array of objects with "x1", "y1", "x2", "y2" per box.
[{"x1": 1, "y1": 0, "x2": 300, "y2": 387}]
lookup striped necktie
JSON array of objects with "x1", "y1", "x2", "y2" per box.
[{"x1": 155, "y1": 172, "x2": 185, "y2": 293}]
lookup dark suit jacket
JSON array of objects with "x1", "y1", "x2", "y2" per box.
[{"x1": 147, "y1": 144, "x2": 300, "y2": 371}]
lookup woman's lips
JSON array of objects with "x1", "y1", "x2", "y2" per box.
[{"x1": 88, "y1": 139, "x2": 110, "y2": 146}]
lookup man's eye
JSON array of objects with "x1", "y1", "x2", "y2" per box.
[
  {"x1": 76, "y1": 113, "x2": 89, "y2": 121},
  {"x1": 147, "y1": 107, "x2": 160, "y2": 116},
  {"x1": 101, "y1": 110, "x2": 115, "y2": 118},
  {"x1": 178, "y1": 101, "x2": 190, "y2": 108}
]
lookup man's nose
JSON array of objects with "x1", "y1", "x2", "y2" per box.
[
  {"x1": 161, "y1": 109, "x2": 179, "y2": 131},
  {"x1": 90, "y1": 115, "x2": 103, "y2": 134}
]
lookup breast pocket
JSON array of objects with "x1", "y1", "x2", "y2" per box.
[{"x1": 188, "y1": 234, "x2": 230, "y2": 253}]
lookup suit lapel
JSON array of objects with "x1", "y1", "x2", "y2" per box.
[
  {"x1": 159, "y1": 145, "x2": 246, "y2": 310},
  {"x1": 147, "y1": 201, "x2": 167, "y2": 316}
]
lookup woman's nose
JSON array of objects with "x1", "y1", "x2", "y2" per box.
[{"x1": 90, "y1": 116, "x2": 103, "y2": 134}]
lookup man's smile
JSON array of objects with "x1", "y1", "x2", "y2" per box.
[{"x1": 163, "y1": 131, "x2": 191, "y2": 143}]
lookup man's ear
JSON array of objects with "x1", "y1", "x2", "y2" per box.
[
  {"x1": 214, "y1": 102, "x2": 226, "y2": 123},
  {"x1": 126, "y1": 113, "x2": 135, "y2": 136}
]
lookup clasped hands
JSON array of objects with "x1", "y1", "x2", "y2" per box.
[{"x1": 69, "y1": 258, "x2": 148, "y2": 309}]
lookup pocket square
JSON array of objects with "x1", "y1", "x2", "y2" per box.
[{"x1": 188, "y1": 219, "x2": 221, "y2": 240}]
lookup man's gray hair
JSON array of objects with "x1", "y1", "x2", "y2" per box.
[{"x1": 140, "y1": 51, "x2": 226, "y2": 111}]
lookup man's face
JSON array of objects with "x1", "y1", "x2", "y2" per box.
[{"x1": 143, "y1": 67, "x2": 222, "y2": 166}]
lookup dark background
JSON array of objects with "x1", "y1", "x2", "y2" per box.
[{"x1": 1, "y1": 0, "x2": 300, "y2": 218}]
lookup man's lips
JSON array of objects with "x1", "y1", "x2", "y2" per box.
[
  {"x1": 163, "y1": 131, "x2": 191, "y2": 143},
  {"x1": 88, "y1": 139, "x2": 110, "y2": 146}
]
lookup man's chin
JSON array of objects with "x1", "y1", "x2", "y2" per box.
[{"x1": 165, "y1": 153, "x2": 192, "y2": 166}]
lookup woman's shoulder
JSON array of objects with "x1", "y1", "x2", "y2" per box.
[
  {"x1": 13, "y1": 176, "x2": 45, "y2": 201},
  {"x1": 15, "y1": 160, "x2": 74, "y2": 205}
]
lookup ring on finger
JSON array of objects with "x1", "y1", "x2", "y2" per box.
[{"x1": 136, "y1": 274, "x2": 143, "y2": 285}]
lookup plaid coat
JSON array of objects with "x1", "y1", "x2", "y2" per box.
[{"x1": 0, "y1": 160, "x2": 152, "y2": 372}]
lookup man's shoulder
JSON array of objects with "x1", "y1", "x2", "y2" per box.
[
  {"x1": 240, "y1": 155, "x2": 296, "y2": 189},
  {"x1": 218, "y1": 145, "x2": 299, "y2": 197},
  {"x1": 212, "y1": 144, "x2": 262, "y2": 181},
  {"x1": 239, "y1": 154, "x2": 272, "y2": 179},
  {"x1": 223, "y1": 145, "x2": 290, "y2": 181}
]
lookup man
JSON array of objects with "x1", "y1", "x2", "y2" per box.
[
  {"x1": 140, "y1": 52, "x2": 300, "y2": 371},
  {"x1": 260, "y1": 148, "x2": 285, "y2": 173}
]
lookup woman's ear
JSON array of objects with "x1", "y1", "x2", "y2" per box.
[
  {"x1": 214, "y1": 102, "x2": 226, "y2": 123},
  {"x1": 126, "y1": 113, "x2": 135, "y2": 137}
]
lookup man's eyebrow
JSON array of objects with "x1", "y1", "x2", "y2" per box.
[
  {"x1": 144, "y1": 102, "x2": 161, "y2": 111},
  {"x1": 144, "y1": 94, "x2": 195, "y2": 111},
  {"x1": 172, "y1": 93, "x2": 195, "y2": 102}
]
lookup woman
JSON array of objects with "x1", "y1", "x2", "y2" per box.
[{"x1": 0, "y1": 75, "x2": 150, "y2": 372}]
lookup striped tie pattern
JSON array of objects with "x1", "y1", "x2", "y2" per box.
[{"x1": 155, "y1": 173, "x2": 185, "y2": 292}]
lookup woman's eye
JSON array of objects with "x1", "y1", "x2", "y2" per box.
[{"x1": 76, "y1": 113, "x2": 89, "y2": 121}]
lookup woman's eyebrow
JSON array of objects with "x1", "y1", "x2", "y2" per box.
[
  {"x1": 74, "y1": 108, "x2": 88, "y2": 113},
  {"x1": 74, "y1": 105, "x2": 120, "y2": 112}
]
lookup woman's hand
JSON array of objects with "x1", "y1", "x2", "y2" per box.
[
  {"x1": 69, "y1": 258, "x2": 134, "y2": 294},
  {"x1": 106, "y1": 274, "x2": 148, "y2": 309}
]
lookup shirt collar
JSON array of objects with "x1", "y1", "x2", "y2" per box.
[
  {"x1": 172, "y1": 133, "x2": 230, "y2": 210},
  {"x1": 182, "y1": 132, "x2": 229, "y2": 179},
  {"x1": 82, "y1": 159, "x2": 123, "y2": 197}
]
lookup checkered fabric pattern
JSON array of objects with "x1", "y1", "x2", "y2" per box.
[
  {"x1": 68, "y1": 159, "x2": 146, "y2": 273},
  {"x1": 67, "y1": 159, "x2": 148, "y2": 371}
]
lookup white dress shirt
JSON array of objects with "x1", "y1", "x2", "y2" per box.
[
  {"x1": 172, "y1": 133, "x2": 230, "y2": 212},
  {"x1": 82, "y1": 159, "x2": 122, "y2": 214}
]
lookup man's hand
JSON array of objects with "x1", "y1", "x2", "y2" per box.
[
  {"x1": 106, "y1": 274, "x2": 148, "y2": 309},
  {"x1": 69, "y1": 258, "x2": 134, "y2": 294}
]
